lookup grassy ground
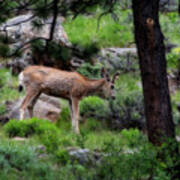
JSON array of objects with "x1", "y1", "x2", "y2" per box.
[{"x1": 63, "y1": 9, "x2": 134, "y2": 48}]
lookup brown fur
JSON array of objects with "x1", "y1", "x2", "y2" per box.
[{"x1": 19, "y1": 65, "x2": 118, "y2": 134}]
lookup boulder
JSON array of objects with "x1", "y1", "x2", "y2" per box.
[
  {"x1": 0, "y1": 13, "x2": 70, "y2": 74},
  {"x1": 0, "y1": 13, "x2": 69, "y2": 47},
  {"x1": 98, "y1": 47, "x2": 138, "y2": 73},
  {"x1": 67, "y1": 147, "x2": 102, "y2": 165},
  {"x1": 6, "y1": 94, "x2": 61, "y2": 122}
]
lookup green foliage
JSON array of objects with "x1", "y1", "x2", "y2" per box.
[
  {"x1": 0, "y1": 68, "x2": 20, "y2": 103},
  {"x1": 77, "y1": 62, "x2": 101, "y2": 78},
  {"x1": 80, "y1": 96, "x2": 110, "y2": 120},
  {"x1": 171, "y1": 90, "x2": 180, "y2": 125},
  {"x1": 166, "y1": 51, "x2": 179, "y2": 70},
  {"x1": 111, "y1": 90, "x2": 145, "y2": 129},
  {"x1": 1, "y1": 120, "x2": 180, "y2": 180},
  {"x1": 0, "y1": 104, "x2": 6, "y2": 115},
  {"x1": 31, "y1": 40, "x2": 72, "y2": 64},
  {"x1": 0, "y1": 43, "x2": 10, "y2": 58},
  {"x1": 160, "y1": 12, "x2": 180, "y2": 46},
  {"x1": 108, "y1": 74, "x2": 145, "y2": 129},
  {"x1": 0, "y1": 1, "x2": 18, "y2": 24},
  {"x1": 81, "y1": 118, "x2": 106, "y2": 133},
  {"x1": 47, "y1": 41, "x2": 72, "y2": 61},
  {"x1": 96, "y1": 143, "x2": 157, "y2": 180},
  {"x1": 0, "y1": 140, "x2": 54, "y2": 180},
  {"x1": 63, "y1": 10, "x2": 133, "y2": 48},
  {"x1": 4, "y1": 118, "x2": 59, "y2": 137},
  {"x1": 120, "y1": 128, "x2": 146, "y2": 148},
  {"x1": 155, "y1": 139, "x2": 180, "y2": 180},
  {"x1": 55, "y1": 149, "x2": 70, "y2": 165},
  {"x1": 56, "y1": 107, "x2": 71, "y2": 130},
  {"x1": 31, "y1": 39, "x2": 45, "y2": 53},
  {"x1": 74, "y1": 42, "x2": 100, "y2": 60},
  {"x1": 39, "y1": 131, "x2": 60, "y2": 153},
  {"x1": 33, "y1": 0, "x2": 52, "y2": 19}
]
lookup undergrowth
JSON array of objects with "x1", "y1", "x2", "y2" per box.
[{"x1": 0, "y1": 68, "x2": 20, "y2": 104}]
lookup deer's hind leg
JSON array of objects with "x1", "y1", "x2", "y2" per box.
[
  {"x1": 20, "y1": 87, "x2": 40, "y2": 120},
  {"x1": 27, "y1": 92, "x2": 41, "y2": 118}
]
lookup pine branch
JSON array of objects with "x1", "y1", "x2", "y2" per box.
[
  {"x1": 6, "y1": 37, "x2": 48, "y2": 57},
  {"x1": 49, "y1": 0, "x2": 59, "y2": 41}
]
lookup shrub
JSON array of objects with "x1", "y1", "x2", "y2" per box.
[
  {"x1": 81, "y1": 118, "x2": 106, "y2": 133},
  {"x1": 80, "y1": 96, "x2": 110, "y2": 120},
  {"x1": 120, "y1": 128, "x2": 147, "y2": 148},
  {"x1": 0, "y1": 68, "x2": 20, "y2": 103},
  {"x1": 77, "y1": 63, "x2": 101, "y2": 78},
  {"x1": 166, "y1": 51, "x2": 179, "y2": 70},
  {"x1": 56, "y1": 107, "x2": 71, "y2": 130},
  {"x1": 39, "y1": 131, "x2": 60, "y2": 153},
  {"x1": 0, "y1": 140, "x2": 54, "y2": 179},
  {"x1": 109, "y1": 90, "x2": 145, "y2": 130},
  {"x1": 0, "y1": 104, "x2": 6, "y2": 115},
  {"x1": 4, "y1": 117, "x2": 59, "y2": 137},
  {"x1": 96, "y1": 139, "x2": 172, "y2": 180}
]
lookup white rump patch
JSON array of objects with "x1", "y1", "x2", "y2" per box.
[{"x1": 18, "y1": 72, "x2": 24, "y2": 86}]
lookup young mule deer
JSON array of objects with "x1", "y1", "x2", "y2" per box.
[{"x1": 18, "y1": 66, "x2": 119, "y2": 134}]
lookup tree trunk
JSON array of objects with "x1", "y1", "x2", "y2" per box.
[{"x1": 132, "y1": 0, "x2": 175, "y2": 145}]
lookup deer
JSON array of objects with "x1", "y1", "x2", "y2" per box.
[{"x1": 18, "y1": 65, "x2": 119, "y2": 134}]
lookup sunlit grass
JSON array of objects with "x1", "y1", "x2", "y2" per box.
[
  {"x1": 0, "y1": 68, "x2": 20, "y2": 103},
  {"x1": 63, "y1": 10, "x2": 134, "y2": 48},
  {"x1": 160, "y1": 12, "x2": 180, "y2": 46}
]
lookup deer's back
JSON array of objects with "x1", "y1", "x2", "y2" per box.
[{"x1": 22, "y1": 66, "x2": 88, "y2": 98}]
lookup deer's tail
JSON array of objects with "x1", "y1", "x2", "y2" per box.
[{"x1": 18, "y1": 72, "x2": 24, "y2": 92}]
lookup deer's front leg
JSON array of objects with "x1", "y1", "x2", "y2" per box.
[
  {"x1": 71, "y1": 97, "x2": 80, "y2": 134},
  {"x1": 27, "y1": 92, "x2": 41, "y2": 118}
]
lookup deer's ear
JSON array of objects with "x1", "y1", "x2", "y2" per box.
[
  {"x1": 105, "y1": 74, "x2": 111, "y2": 82},
  {"x1": 101, "y1": 67, "x2": 106, "y2": 78},
  {"x1": 112, "y1": 72, "x2": 120, "y2": 83}
]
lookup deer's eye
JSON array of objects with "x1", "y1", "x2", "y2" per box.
[{"x1": 111, "y1": 85, "x2": 114, "y2": 89}]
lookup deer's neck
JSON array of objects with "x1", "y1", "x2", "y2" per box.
[{"x1": 86, "y1": 79, "x2": 105, "y2": 95}]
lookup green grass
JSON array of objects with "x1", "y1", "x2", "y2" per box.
[
  {"x1": 2, "y1": 117, "x2": 146, "y2": 151},
  {"x1": 0, "y1": 119, "x2": 179, "y2": 180},
  {"x1": 160, "y1": 12, "x2": 180, "y2": 46},
  {"x1": 63, "y1": 9, "x2": 134, "y2": 48},
  {"x1": 0, "y1": 68, "x2": 20, "y2": 103}
]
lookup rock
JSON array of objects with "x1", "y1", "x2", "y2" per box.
[
  {"x1": 168, "y1": 73, "x2": 180, "y2": 94},
  {"x1": 98, "y1": 48, "x2": 139, "y2": 73},
  {"x1": 12, "y1": 137, "x2": 26, "y2": 141},
  {"x1": 159, "y1": 0, "x2": 178, "y2": 11},
  {"x1": 0, "y1": 115, "x2": 9, "y2": 124},
  {"x1": 0, "y1": 13, "x2": 70, "y2": 74},
  {"x1": 176, "y1": 136, "x2": 180, "y2": 142},
  {"x1": 0, "y1": 13, "x2": 69, "y2": 46},
  {"x1": 6, "y1": 94, "x2": 61, "y2": 122},
  {"x1": 101, "y1": 48, "x2": 137, "y2": 56},
  {"x1": 67, "y1": 147, "x2": 102, "y2": 165}
]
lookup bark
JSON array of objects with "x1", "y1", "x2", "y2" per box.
[
  {"x1": 132, "y1": 0, "x2": 175, "y2": 145},
  {"x1": 49, "y1": 0, "x2": 59, "y2": 41}
]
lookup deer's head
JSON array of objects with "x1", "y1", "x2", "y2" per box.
[{"x1": 99, "y1": 68, "x2": 119, "y2": 100}]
